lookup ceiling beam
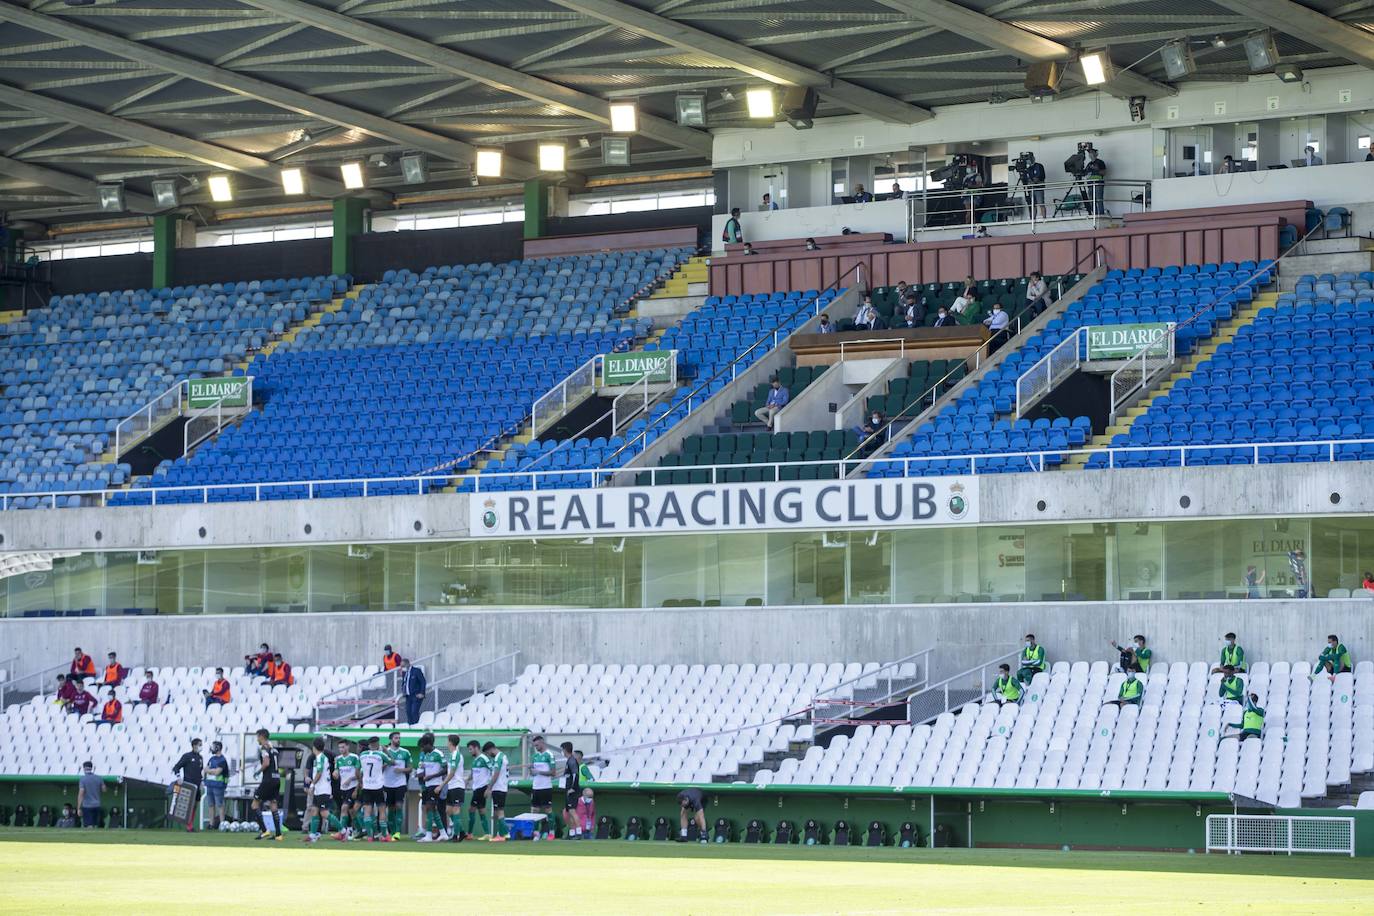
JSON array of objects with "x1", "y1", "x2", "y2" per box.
[
  {"x1": 238, "y1": 0, "x2": 715, "y2": 157},
  {"x1": 874, "y1": 0, "x2": 1069, "y2": 62},
  {"x1": 1211, "y1": 0, "x2": 1374, "y2": 70},
  {"x1": 0, "y1": 81, "x2": 349, "y2": 196},
  {"x1": 0, "y1": 154, "x2": 158, "y2": 212},
  {"x1": 549, "y1": 0, "x2": 931, "y2": 123},
  {"x1": 0, "y1": 1, "x2": 539, "y2": 180}
]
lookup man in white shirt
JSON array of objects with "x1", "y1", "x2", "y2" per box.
[
  {"x1": 760, "y1": 193, "x2": 778, "y2": 211},
  {"x1": 983, "y1": 303, "x2": 1010, "y2": 351}
]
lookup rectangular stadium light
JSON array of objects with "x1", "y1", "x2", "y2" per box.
[
  {"x1": 675, "y1": 91, "x2": 706, "y2": 127},
  {"x1": 340, "y1": 161, "x2": 365, "y2": 190},
  {"x1": 1160, "y1": 40, "x2": 1196, "y2": 81},
  {"x1": 280, "y1": 167, "x2": 306, "y2": 196},
  {"x1": 538, "y1": 142, "x2": 566, "y2": 172},
  {"x1": 400, "y1": 152, "x2": 428, "y2": 184},
  {"x1": 1079, "y1": 50, "x2": 1113, "y2": 86},
  {"x1": 150, "y1": 178, "x2": 179, "y2": 209},
  {"x1": 746, "y1": 87, "x2": 776, "y2": 120},
  {"x1": 1243, "y1": 30, "x2": 1280, "y2": 72},
  {"x1": 475, "y1": 148, "x2": 503, "y2": 178},
  {"x1": 602, "y1": 136, "x2": 630, "y2": 167},
  {"x1": 97, "y1": 182, "x2": 125, "y2": 212},
  {"x1": 609, "y1": 101, "x2": 638, "y2": 133},
  {"x1": 207, "y1": 174, "x2": 233, "y2": 202}
]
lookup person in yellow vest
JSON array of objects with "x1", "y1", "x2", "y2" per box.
[
  {"x1": 1109, "y1": 634, "x2": 1152, "y2": 673},
  {"x1": 1212, "y1": 633, "x2": 1247, "y2": 674},
  {"x1": 1016, "y1": 634, "x2": 1046, "y2": 685},
  {"x1": 1106, "y1": 669, "x2": 1144, "y2": 708},
  {"x1": 991, "y1": 664, "x2": 1023, "y2": 707},
  {"x1": 1217, "y1": 665, "x2": 1245, "y2": 706},
  {"x1": 1223, "y1": 692, "x2": 1265, "y2": 743}
]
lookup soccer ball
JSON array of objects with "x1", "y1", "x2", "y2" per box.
[{"x1": 218, "y1": 821, "x2": 231, "y2": 832}]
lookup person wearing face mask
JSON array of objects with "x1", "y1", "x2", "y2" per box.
[
  {"x1": 983, "y1": 302, "x2": 1010, "y2": 351},
  {"x1": 1311, "y1": 634, "x2": 1352, "y2": 681},
  {"x1": 1106, "y1": 668, "x2": 1144, "y2": 708},
  {"x1": 1109, "y1": 634, "x2": 1151, "y2": 674},
  {"x1": 1016, "y1": 634, "x2": 1046, "y2": 685},
  {"x1": 1212, "y1": 633, "x2": 1247, "y2": 674},
  {"x1": 932, "y1": 307, "x2": 956, "y2": 328},
  {"x1": 856, "y1": 410, "x2": 885, "y2": 457},
  {"x1": 991, "y1": 663, "x2": 1022, "y2": 707}
]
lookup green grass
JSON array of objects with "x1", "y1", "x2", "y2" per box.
[{"x1": 2, "y1": 828, "x2": 1372, "y2": 914}]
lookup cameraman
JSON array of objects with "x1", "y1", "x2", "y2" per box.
[
  {"x1": 1082, "y1": 146, "x2": 1107, "y2": 215},
  {"x1": 1020, "y1": 153, "x2": 1047, "y2": 220}
]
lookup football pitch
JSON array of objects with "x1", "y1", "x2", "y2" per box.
[{"x1": 2, "y1": 829, "x2": 1371, "y2": 914}]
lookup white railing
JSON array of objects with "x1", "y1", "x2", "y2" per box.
[
  {"x1": 904, "y1": 650, "x2": 1021, "y2": 725},
  {"x1": 1109, "y1": 326, "x2": 1176, "y2": 417},
  {"x1": 532, "y1": 354, "x2": 601, "y2": 437},
  {"x1": 1206, "y1": 814, "x2": 1355, "y2": 856},
  {"x1": 113, "y1": 379, "x2": 186, "y2": 459},
  {"x1": 10, "y1": 434, "x2": 1374, "y2": 510},
  {"x1": 423, "y1": 649, "x2": 522, "y2": 718},
  {"x1": 610, "y1": 350, "x2": 679, "y2": 433},
  {"x1": 811, "y1": 648, "x2": 934, "y2": 725},
  {"x1": 1015, "y1": 327, "x2": 1087, "y2": 419},
  {"x1": 906, "y1": 178, "x2": 1151, "y2": 240},
  {"x1": 183, "y1": 376, "x2": 254, "y2": 455},
  {"x1": 313, "y1": 649, "x2": 442, "y2": 726}
]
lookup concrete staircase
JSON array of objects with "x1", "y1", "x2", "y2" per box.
[
  {"x1": 1062, "y1": 291, "x2": 1276, "y2": 468},
  {"x1": 234, "y1": 284, "x2": 363, "y2": 372},
  {"x1": 635, "y1": 255, "x2": 709, "y2": 325}
]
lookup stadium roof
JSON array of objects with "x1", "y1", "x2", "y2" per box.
[{"x1": 0, "y1": 0, "x2": 1371, "y2": 224}]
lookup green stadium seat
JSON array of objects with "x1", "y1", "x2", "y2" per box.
[{"x1": 731, "y1": 400, "x2": 751, "y2": 425}]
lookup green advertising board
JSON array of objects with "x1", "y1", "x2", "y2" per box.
[
  {"x1": 603, "y1": 350, "x2": 675, "y2": 386},
  {"x1": 188, "y1": 377, "x2": 250, "y2": 409},
  {"x1": 1086, "y1": 323, "x2": 1173, "y2": 361}
]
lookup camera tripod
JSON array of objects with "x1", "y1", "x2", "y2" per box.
[{"x1": 1053, "y1": 175, "x2": 1096, "y2": 218}]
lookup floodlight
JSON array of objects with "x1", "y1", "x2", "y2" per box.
[
  {"x1": 746, "y1": 87, "x2": 775, "y2": 119},
  {"x1": 399, "y1": 152, "x2": 427, "y2": 184},
  {"x1": 340, "y1": 161, "x2": 365, "y2": 190},
  {"x1": 1243, "y1": 30, "x2": 1280, "y2": 72},
  {"x1": 602, "y1": 136, "x2": 630, "y2": 166},
  {"x1": 1275, "y1": 63, "x2": 1304, "y2": 84},
  {"x1": 280, "y1": 167, "x2": 306, "y2": 196},
  {"x1": 1079, "y1": 50, "x2": 1113, "y2": 86},
  {"x1": 538, "y1": 142, "x2": 566, "y2": 172},
  {"x1": 609, "y1": 102, "x2": 637, "y2": 133},
  {"x1": 675, "y1": 91, "x2": 706, "y2": 127},
  {"x1": 151, "y1": 178, "x2": 179, "y2": 209},
  {"x1": 1160, "y1": 40, "x2": 1196, "y2": 80},
  {"x1": 207, "y1": 174, "x2": 233, "y2": 202},
  {"x1": 97, "y1": 182, "x2": 125, "y2": 212},
  {"x1": 474, "y1": 148, "x2": 503, "y2": 178}
]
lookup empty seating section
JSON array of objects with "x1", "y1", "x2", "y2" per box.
[
  {"x1": 650, "y1": 429, "x2": 861, "y2": 484},
  {"x1": 433, "y1": 661, "x2": 872, "y2": 783},
  {"x1": 0, "y1": 276, "x2": 346, "y2": 508},
  {"x1": 1089, "y1": 270, "x2": 1374, "y2": 469},
  {"x1": 0, "y1": 664, "x2": 374, "y2": 782},
  {"x1": 764, "y1": 660, "x2": 1374, "y2": 808},
  {"x1": 478, "y1": 289, "x2": 842, "y2": 490},
  {"x1": 99, "y1": 248, "x2": 688, "y2": 502},
  {"x1": 874, "y1": 262, "x2": 1268, "y2": 477},
  {"x1": 730, "y1": 364, "x2": 828, "y2": 427}
]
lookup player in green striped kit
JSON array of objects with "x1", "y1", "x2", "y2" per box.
[
  {"x1": 358, "y1": 736, "x2": 390, "y2": 842},
  {"x1": 437, "y1": 734, "x2": 468, "y2": 843},
  {"x1": 333, "y1": 738, "x2": 360, "y2": 841},
  {"x1": 485, "y1": 741, "x2": 510, "y2": 843},
  {"x1": 467, "y1": 739, "x2": 492, "y2": 840},
  {"x1": 382, "y1": 731, "x2": 412, "y2": 840},
  {"x1": 529, "y1": 734, "x2": 557, "y2": 841},
  {"x1": 415, "y1": 732, "x2": 447, "y2": 842}
]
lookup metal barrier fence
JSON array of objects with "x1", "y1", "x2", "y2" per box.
[
  {"x1": 906, "y1": 650, "x2": 1020, "y2": 726},
  {"x1": 1015, "y1": 327, "x2": 1086, "y2": 419},
  {"x1": 532, "y1": 354, "x2": 601, "y2": 437},
  {"x1": 184, "y1": 377, "x2": 254, "y2": 454},
  {"x1": 906, "y1": 178, "x2": 1152, "y2": 240},
  {"x1": 1205, "y1": 814, "x2": 1355, "y2": 856},
  {"x1": 811, "y1": 648, "x2": 933, "y2": 725},
  {"x1": 1109, "y1": 326, "x2": 1176, "y2": 417}
]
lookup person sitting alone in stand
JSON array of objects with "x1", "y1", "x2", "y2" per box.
[
  {"x1": 1312, "y1": 635, "x2": 1352, "y2": 682},
  {"x1": 1106, "y1": 668, "x2": 1144, "y2": 708},
  {"x1": 203, "y1": 667, "x2": 231, "y2": 708},
  {"x1": 94, "y1": 687, "x2": 122, "y2": 727},
  {"x1": 132, "y1": 669, "x2": 159, "y2": 707},
  {"x1": 754, "y1": 378, "x2": 790, "y2": 431},
  {"x1": 983, "y1": 302, "x2": 1010, "y2": 351},
  {"x1": 991, "y1": 664, "x2": 1022, "y2": 707},
  {"x1": 855, "y1": 410, "x2": 886, "y2": 458}
]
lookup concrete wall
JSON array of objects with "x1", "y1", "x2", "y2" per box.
[
  {"x1": 711, "y1": 200, "x2": 906, "y2": 252},
  {"x1": 2, "y1": 598, "x2": 1369, "y2": 688},
  {"x1": 775, "y1": 357, "x2": 896, "y2": 434},
  {"x1": 1153, "y1": 160, "x2": 1374, "y2": 213}
]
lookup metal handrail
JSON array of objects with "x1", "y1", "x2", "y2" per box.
[
  {"x1": 113, "y1": 378, "x2": 185, "y2": 460},
  {"x1": 907, "y1": 178, "x2": 1151, "y2": 239},
  {"x1": 183, "y1": 376, "x2": 254, "y2": 454},
  {"x1": 422, "y1": 649, "x2": 521, "y2": 717},
  {"x1": 532, "y1": 353, "x2": 601, "y2": 437},
  {"x1": 610, "y1": 352, "x2": 678, "y2": 432},
  {"x1": 7, "y1": 659, "x2": 70, "y2": 703},
  {"x1": 1016, "y1": 327, "x2": 1088, "y2": 419},
  {"x1": 313, "y1": 649, "x2": 441, "y2": 726},
  {"x1": 811, "y1": 648, "x2": 934, "y2": 723},
  {"x1": 905, "y1": 649, "x2": 1020, "y2": 725},
  {"x1": 1108, "y1": 325, "x2": 1176, "y2": 416},
  {"x1": 594, "y1": 261, "x2": 868, "y2": 473}
]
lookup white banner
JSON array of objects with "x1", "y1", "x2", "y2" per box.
[{"x1": 470, "y1": 477, "x2": 978, "y2": 538}]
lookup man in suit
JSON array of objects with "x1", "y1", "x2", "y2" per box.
[{"x1": 402, "y1": 657, "x2": 427, "y2": 725}]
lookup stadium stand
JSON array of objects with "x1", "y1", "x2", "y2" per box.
[
  {"x1": 0, "y1": 276, "x2": 347, "y2": 507},
  {"x1": 753, "y1": 659, "x2": 1374, "y2": 809},
  {"x1": 0, "y1": 663, "x2": 374, "y2": 784},
  {"x1": 872, "y1": 261, "x2": 1272, "y2": 477}
]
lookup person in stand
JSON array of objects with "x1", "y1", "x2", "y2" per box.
[
  {"x1": 1109, "y1": 634, "x2": 1152, "y2": 673},
  {"x1": 1025, "y1": 271, "x2": 1051, "y2": 316},
  {"x1": 54, "y1": 674, "x2": 77, "y2": 713},
  {"x1": 529, "y1": 734, "x2": 557, "y2": 841},
  {"x1": 851, "y1": 183, "x2": 873, "y2": 203},
  {"x1": 1362, "y1": 571, "x2": 1374, "y2": 594},
  {"x1": 1288, "y1": 549, "x2": 1310, "y2": 598},
  {"x1": 99, "y1": 652, "x2": 127, "y2": 688},
  {"x1": 382, "y1": 645, "x2": 402, "y2": 673},
  {"x1": 1217, "y1": 155, "x2": 1238, "y2": 174},
  {"x1": 1223, "y1": 692, "x2": 1266, "y2": 743},
  {"x1": 1212, "y1": 633, "x2": 1247, "y2": 674},
  {"x1": 76, "y1": 761, "x2": 103, "y2": 829},
  {"x1": 743, "y1": 242, "x2": 757, "y2": 256},
  {"x1": 1302, "y1": 145, "x2": 1323, "y2": 167},
  {"x1": 983, "y1": 302, "x2": 1010, "y2": 351},
  {"x1": 251, "y1": 728, "x2": 283, "y2": 841},
  {"x1": 203, "y1": 667, "x2": 231, "y2": 708},
  {"x1": 1023, "y1": 153, "x2": 1047, "y2": 219},
  {"x1": 817, "y1": 313, "x2": 836, "y2": 334},
  {"x1": 760, "y1": 192, "x2": 778, "y2": 211},
  {"x1": 264, "y1": 653, "x2": 294, "y2": 688},
  {"x1": 1243, "y1": 564, "x2": 1265, "y2": 599},
  {"x1": 1217, "y1": 665, "x2": 1245, "y2": 707},
  {"x1": 245, "y1": 644, "x2": 271, "y2": 678},
  {"x1": 94, "y1": 687, "x2": 122, "y2": 727},
  {"x1": 991, "y1": 663, "x2": 1022, "y2": 707},
  {"x1": 69, "y1": 679, "x2": 97, "y2": 717},
  {"x1": 131, "y1": 669, "x2": 159, "y2": 707},
  {"x1": 401, "y1": 657, "x2": 426, "y2": 725},
  {"x1": 901, "y1": 293, "x2": 926, "y2": 328},
  {"x1": 805, "y1": 238, "x2": 819, "y2": 252},
  {"x1": 754, "y1": 378, "x2": 790, "y2": 431},
  {"x1": 856, "y1": 410, "x2": 886, "y2": 458},
  {"x1": 1017, "y1": 634, "x2": 1046, "y2": 685},
  {"x1": 303, "y1": 736, "x2": 334, "y2": 843},
  {"x1": 172, "y1": 738, "x2": 204, "y2": 833},
  {"x1": 204, "y1": 740, "x2": 229, "y2": 830},
  {"x1": 890, "y1": 180, "x2": 904, "y2": 199},
  {"x1": 676, "y1": 787, "x2": 709, "y2": 843},
  {"x1": 1083, "y1": 147, "x2": 1107, "y2": 214},
  {"x1": 574, "y1": 751, "x2": 597, "y2": 838},
  {"x1": 949, "y1": 289, "x2": 977, "y2": 319},
  {"x1": 722, "y1": 207, "x2": 743, "y2": 245},
  {"x1": 70, "y1": 647, "x2": 95, "y2": 680},
  {"x1": 1312, "y1": 635, "x2": 1352, "y2": 681},
  {"x1": 1106, "y1": 668, "x2": 1144, "y2": 708},
  {"x1": 932, "y1": 306, "x2": 956, "y2": 328}
]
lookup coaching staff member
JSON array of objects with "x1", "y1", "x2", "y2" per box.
[{"x1": 677, "y1": 787, "x2": 708, "y2": 844}]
